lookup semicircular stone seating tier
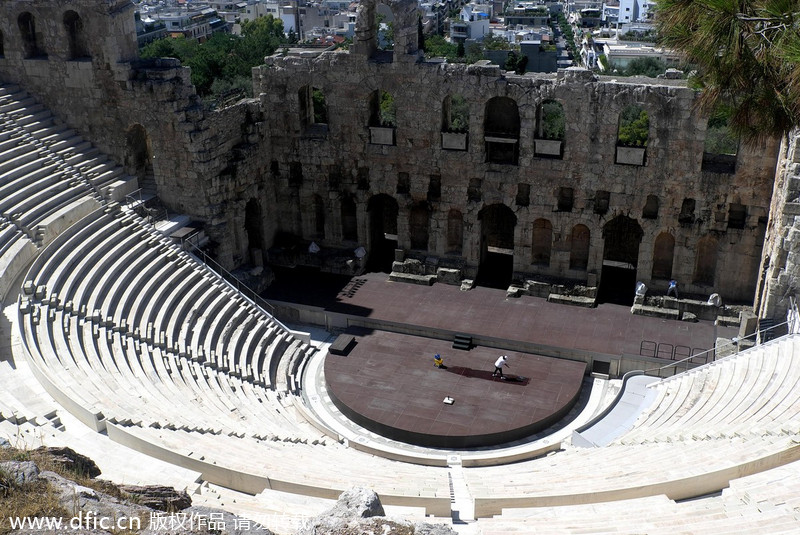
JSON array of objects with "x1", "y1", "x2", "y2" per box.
[{"x1": 15, "y1": 205, "x2": 451, "y2": 515}]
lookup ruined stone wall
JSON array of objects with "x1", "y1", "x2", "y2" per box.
[
  {"x1": 255, "y1": 52, "x2": 779, "y2": 302},
  {"x1": 0, "y1": 0, "x2": 783, "y2": 303},
  {"x1": 756, "y1": 131, "x2": 800, "y2": 320},
  {"x1": 0, "y1": 0, "x2": 269, "y2": 268}
]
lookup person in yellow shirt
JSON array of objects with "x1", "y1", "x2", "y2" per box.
[{"x1": 433, "y1": 354, "x2": 447, "y2": 369}]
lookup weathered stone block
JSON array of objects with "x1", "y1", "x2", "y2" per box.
[{"x1": 436, "y1": 267, "x2": 461, "y2": 285}]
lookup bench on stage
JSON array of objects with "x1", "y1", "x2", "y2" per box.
[{"x1": 329, "y1": 334, "x2": 356, "y2": 355}]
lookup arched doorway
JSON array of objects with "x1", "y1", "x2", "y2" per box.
[
  {"x1": 244, "y1": 198, "x2": 263, "y2": 265},
  {"x1": 476, "y1": 204, "x2": 516, "y2": 289},
  {"x1": 598, "y1": 215, "x2": 643, "y2": 305},
  {"x1": 366, "y1": 194, "x2": 399, "y2": 273},
  {"x1": 125, "y1": 124, "x2": 154, "y2": 193}
]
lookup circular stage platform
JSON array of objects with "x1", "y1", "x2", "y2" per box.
[{"x1": 324, "y1": 328, "x2": 587, "y2": 448}]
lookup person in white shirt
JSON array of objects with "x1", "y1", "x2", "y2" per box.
[{"x1": 492, "y1": 355, "x2": 510, "y2": 378}]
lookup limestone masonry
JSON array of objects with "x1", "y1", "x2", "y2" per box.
[{"x1": 0, "y1": 0, "x2": 796, "y2": 315}]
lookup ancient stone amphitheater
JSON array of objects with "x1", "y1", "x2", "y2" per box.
[{"x1": 2, "y1": 1, "x2": 800, "y2": 534}]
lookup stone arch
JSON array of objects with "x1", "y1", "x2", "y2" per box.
[
  {"x1": 532, "y1": 218, "x2": 552, "y2": 266},
  {"x1": 64, "y1": 10, "x2": 90, "y2": 60},
  {"x1": 484, "y1": 97, "x2": 520, "y2": 164},
  {"x1": 446, "y1": 209, "x2": 463, "y2": 255},
  {"x1": 313, "y1": 194, "x2": 325, "y2": 240},
  {"x1": 340, "y1": 196, "x2": 358, "y2": 242},
  {"x1": 477, "y1": 203, "x2": 516, "y2": 288},
  {"x1": 694, "y1": 234, "x2": 718, "y2": 286},
  {"x1": 124, "y1": 124, "x2": 154, "y2": 192},
  {"x1": 651, "y1": 232, "x2": 675, "y2": 280},
  {"x1": 409, "y1": 202, "x2": 430, "y2": 250},
  {"x1": 569, "y1": 224, "x2": 590, "y2": 270},
  {"x1": 366, "y1": 193, "x2": 399, "y2": 272},
  {"x1": 244, "y1": 198, "x2": 264, "y2": 261},
  {"x1": 18, "y1": 12, "x2": 45, "y2": 59},
  {"x1": 354, "y1": 0, "x2": 421, "y2": 62}
]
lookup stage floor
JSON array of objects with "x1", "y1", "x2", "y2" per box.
[
  {"x1": 265, "y1": 269, "x2": 736, "y2": 362},
  {"x1": 324, "y1": 328, "x2": 587, "y2": 448}
]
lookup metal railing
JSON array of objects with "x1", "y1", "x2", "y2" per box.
[
  {"x1": 123, "y1": 188, "x2": 168, "y2": 227},
  {"x1": 641, "y1": 317, "x2": 793, "y2": 377},
  {"x1": 183, "y1": 240, "x2": 276, "y2": 317}
]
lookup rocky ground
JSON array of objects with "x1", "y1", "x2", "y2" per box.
[{"x1": 0, "y1": 442, "x2": 456, "y2": 535}]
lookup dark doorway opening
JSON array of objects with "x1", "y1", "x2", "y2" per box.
[
  {"x1": 244, "y1": 198, "x2": 263, "y2": 264},
  {"x1": 598, "y1": 215, "x2": 643, "y2": 305},
  {"x1": 476, "y1": 204, "x2": 516, "y2": 289},
  {"x1": 598, "y1": 262, "x2": 637, "y2": 305},
  {"x1": 477, "y1": 251, "x2": 514, "y2": 289},
  {"x1": 366, "y1": 194, "x2": 399, "y2": 273}
]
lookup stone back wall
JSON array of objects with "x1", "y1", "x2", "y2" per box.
[
  {"x1": 256, "y1": 53, "x2": 779, "y2": 302},
  {"x1": 0, "y1": 0, "x2": 270, "y2": 268}
]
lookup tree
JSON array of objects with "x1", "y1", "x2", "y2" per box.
[
  {"x1": 515, "y1": 55, "x2": 528, "y2": 75},
  {"x1": 457, "y1": 41, "x2": 465, "y2": 58},
  {"x1": 505, "y1": 51, "x2": 518, "y2": 71},
  {"x1": 623, "y1": 56, "x2": 668, "y2": 78},
  {"x1": 139, "y1": 16, "x2": 287, "y2": 99},
  {"x1": 655, "y1": 0, "x2": 800, "y2": 143},
  {"x1": 379, "y1": 91, "x2": 396, "y2": 127},
  {"x1": 618, "y1": 107, "x2": 650, "y2": 147},
  {"x1": 424, "y1": 35, "x2": 458, "y2": 59}
]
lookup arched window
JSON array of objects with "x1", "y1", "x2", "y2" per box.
[
  {"x1": 64, "y1": 10, "x2": 90, "y2": 59},
  {"x1": 534, "y1": 99, "x2": 565, "y2": 158},
  {"x1": 536, "y1": 100, "x2": 565, "y2": 140},
  {"x1": 441, "y1": 94, "x2": 469, "y2": 151},
  {"x1": 369, "y1": 89, "x2": 396, "y2": 127},
  {"x1": 532, "y1": 218, "x2": 552, "y2": 266},
  {"x1": 651, "y1": 232, "x2": 675, "y2": 280},
  {"x1": 341, "y1": 197, "x2": 358, "y2": 242},
  {"x1": 442, "y1": 94, "x2": 469, "y2": 133},
  {"x1": 124, "y1": 124, "x2": 154, "y2": 191},
  {"x1": 693, "y1": 235, "x2": 718, "y2": 286},
  {"x1": 616, "y1": 104, "x2": 648, "y2": 165},
  {"x1": 702, "y1": 107, "x2": 738, "y2": 173},
  {"x1": 409, "y1": 203, "x2": 430, "y2": 250},
  {"x1": 313, "y1": 194, "x2": 325, "y2": 240},
  {"x1": 244, "y1": 198, "x2": 263, "y2": 253},
  {"x1": 298, "y1": 85, "x2": 327, "y2": 133},
  {"x1": 19, "y1": 12, "x2": 45, "y2": 59},
  {"x1": 447, "y1": 209, "x2": 463, "y2": 255},
  {"x1": 368, "y1": 89, "x2": 396, "y2": 145},
  {"x1": 617, "y1": 105, "x2": 649, "y2": 147},
  {"x1": 484, "y1": 97, "x2": 520, "y2": 164},
  {"x1": 569, "y1": 224, "x2": 590, "y2": 270}
]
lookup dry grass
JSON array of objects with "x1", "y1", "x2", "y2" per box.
[
  {"x1": 0, "y1": 446, "x2": 143, "y2": 535},
  {"x1": 0, "y1": 467, "x2": 69, "y2": 535}
]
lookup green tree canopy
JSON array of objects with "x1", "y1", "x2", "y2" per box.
[
  {"x1": 655, "y1": 0, "x2": 800, "y2": 142},
  {"x1": 140, "y1": 16, "x2": 286, "y2": 98},
  {"x1": 624, "y1": 56, "x2": 668, "y2": 78},
  {"x1": 618, "y1": 106, "x2": 650, "y2": 147}
]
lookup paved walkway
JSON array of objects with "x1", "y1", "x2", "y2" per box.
[{"x1": 264, "y1": 269, "x2": 737, "y2": 361}]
